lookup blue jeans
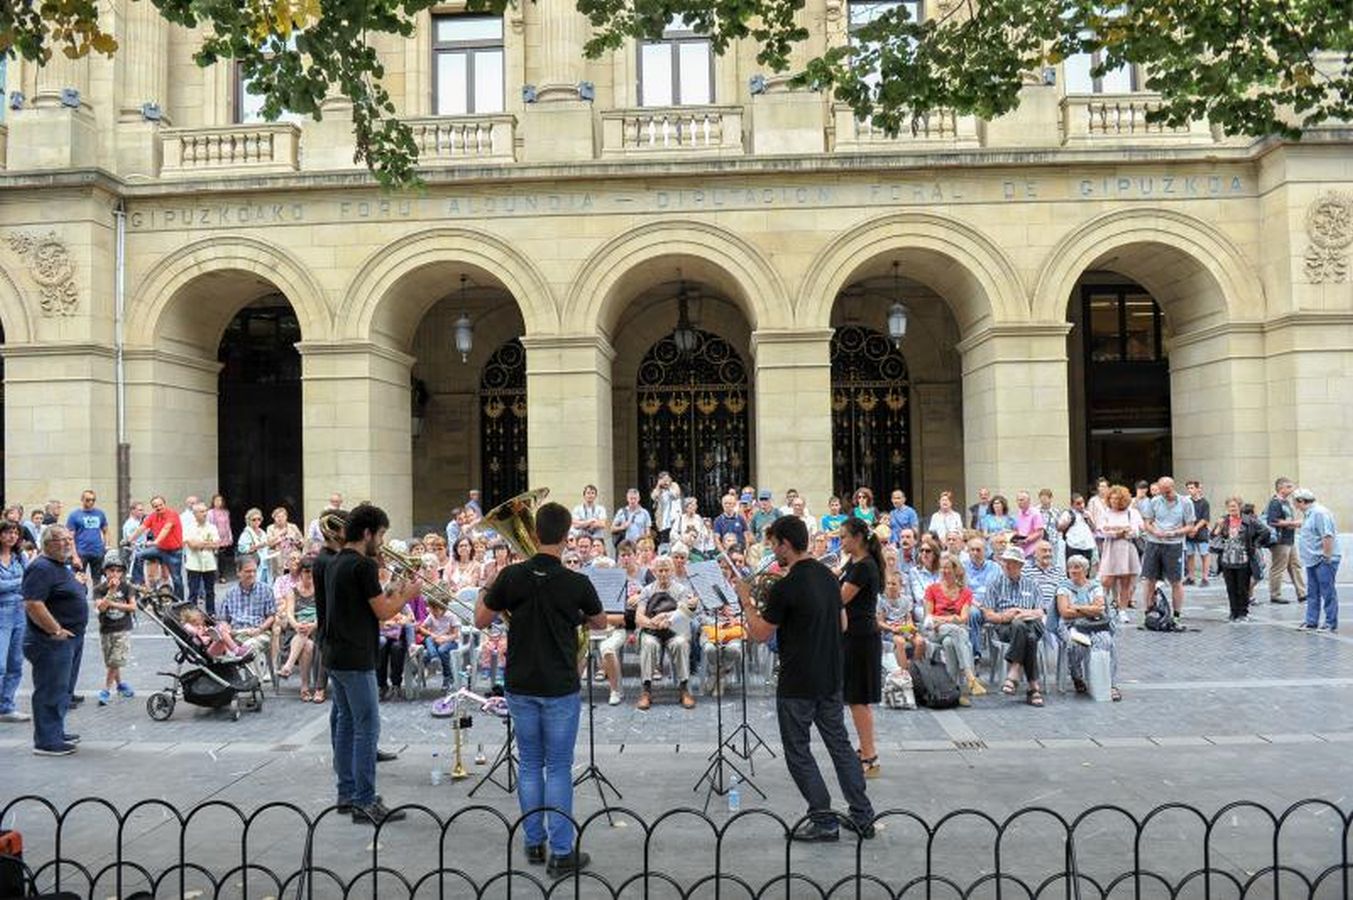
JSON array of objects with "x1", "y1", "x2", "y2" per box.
[
  {"x1": 22, "y1": 630, "x2": 78, "y2": 749},
  {"x1": 968, "y1": 607, "x2": 986, "y2": 659},
  {"x1": 328, "y1": 668, "x2": 380, "y2": 806},
  {"x1": 1304, "y1": 560, "x2": 1340, "y2": 629},
  {"x1": 506, "y1": 691, "x2": 581, "y2": 856},
  {"x1": 147, "y1": 547, "x2": 186, "y2": 599},
  {"x1": 0, "y1": 603, "x2": 27, "y2": 714},
  {"x1": 422, "y1": 637, "x2": 458, "y2": 680}
]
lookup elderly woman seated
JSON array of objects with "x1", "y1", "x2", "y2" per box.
[{"x1": 1054, "y1": 555, "x2": 1121, "y2": 702}]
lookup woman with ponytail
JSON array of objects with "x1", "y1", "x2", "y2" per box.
[{"x1": 838, "y1": 516, "x2": 884, "y2": 778}]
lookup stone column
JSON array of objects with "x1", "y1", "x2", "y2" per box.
[
  {"x1": 123, "y1": 348, "x2": 222, "y2": 506},
  {"x1": 521, "y1": 0, "x2": 595, "y2": 161},
  {"x1": 521, "y1": 334, "x2": 614, "y2": 505},
  {"x1": 957, "y1": 324, "x2": 1072, "y2": 498},
  {"x1": 910, "y1": 381, "x2": 965, "y2": 510},
  {"x1": 2, "y1": 343, "x2": 117, "y2": 507},
  {"x1": 115, "y1": 0, "x2": 170, "y2": 176},
  {"x1": 8, "y1": 50, "x2": 97, "y2": 168},
  {"x1": 751, "y1": 330, "x2": 833, "y2": 512},
  {"x1": 299, "y1": 341, "x2": 415, "y2": 535}
]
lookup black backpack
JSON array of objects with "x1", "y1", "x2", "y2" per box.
[
  {"x1": 1143, "y1": 585, "x2": 1179, "y2": 632},
  {"x1": 908, "y1": 659, "x2": 961, "y2": 709}
]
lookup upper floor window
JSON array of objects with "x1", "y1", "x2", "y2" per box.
[
  {"x1": 235, "y1": 36, "x2": 305, "y2": 124},
  {"x1": 848, "y1": 1, "x2": 920, "y2": 89},
  {"x1": 1086, "y1": 287, "x2": 1164, "y2": 363},
  {"x1": 0, "y1": 58, "x2": 7, "y2": 123},
  {"x1": 639, "y1": 17, "x2": 712, "y2": 107},
  {"x1": 1064, "y1": 48, "x2": 1138, "y2": 94},
  {"x1": 433, "y1": 15, "x2": 504, "y2": 115}
]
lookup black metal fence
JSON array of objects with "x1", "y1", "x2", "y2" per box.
[{"x1": 2, "y1": 795, "x2": 1349, "y2": 898}]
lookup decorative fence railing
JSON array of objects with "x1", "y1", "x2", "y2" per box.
[{"x1": 1, "y1": 795, "x2": 1349, "y2": 898}]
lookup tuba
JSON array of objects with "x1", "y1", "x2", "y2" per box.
[
  {"x1": 476, "y1": 488, "x2": 589, "y2": 668},
  {"x1": 720, "y1": 549, "x2": 783, "y2": 613}
]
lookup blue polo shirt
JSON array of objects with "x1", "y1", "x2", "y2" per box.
[
  {"x1": 1298, "y1": 503, "x2": 1340, "y2": 569},
  {"x1": 23, "y1": 555, "x2": 89, "y2": 634}
]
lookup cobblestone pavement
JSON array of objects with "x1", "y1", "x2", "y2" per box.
[{"x1": 1, "y1": 580, "x2": 1348, "y2": 896}]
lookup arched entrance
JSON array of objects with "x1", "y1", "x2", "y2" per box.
[
  {"x1": 217, "y1": 299, "x2": 304, "y2": 524},
  {"x1": 635, "y1": 327, "x2": 750, "y2": 514},
  {"x1": 479, "y1": 337, "x2": 528, "y2": 507},
  {"x1": 1067, "y1": 277, "x2": 1171, "y2": 488},
  {"x1": 830, "y1": 325, "x2": 911, "y2": 503}
]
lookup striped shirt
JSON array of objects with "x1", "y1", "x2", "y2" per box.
[
  {"x1": 1022, "y1": 559, "x2": 1065, "y2": 612},
  {"x1": 987, "y1": 573, "x2": 1041, "y2": 612}
]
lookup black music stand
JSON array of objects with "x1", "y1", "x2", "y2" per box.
[
  {"x1": 689, "y1": 575, "x2": 764, "y2": 814},
  {"x1": 718, "y1": 583, "x2": 776, "y2": 771},
  {"x1": 469, "y1": 714, "x2": 518, "y2": 796},
  {"x1": 574, "y1": 570, "x2": 627, "y2": 824}
]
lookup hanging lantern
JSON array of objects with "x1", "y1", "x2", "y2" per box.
[
  {"x1": 454, "y1": 274, "x2": 473, "y2": 362},
  {"x1": 887, "y1": 261, "x2": 908, "y2": 347}
]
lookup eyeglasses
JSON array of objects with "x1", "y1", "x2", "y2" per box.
[{"x1": 920, "y1": 548, "x2": 936, "y2": 555}]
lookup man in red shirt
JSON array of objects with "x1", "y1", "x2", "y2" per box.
[{"x1": 128, "y1": 495, "x2": 184, "y2": 599}]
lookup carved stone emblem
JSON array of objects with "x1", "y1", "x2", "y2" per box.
[
  {"x1": 5, "y1": 231, "x2": 80, "y2": 315},
  {"x1": 1304, "y1": 192, "x2": 1353, "y2": 284}
]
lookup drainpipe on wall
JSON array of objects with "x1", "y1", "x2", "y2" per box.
[{"x1": 114, "y1": 201, "x2": 130, "y2": 529}]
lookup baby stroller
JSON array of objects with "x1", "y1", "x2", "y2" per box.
[{"x1": 135, "y1": 587, "x2": 266, "y2": 721}]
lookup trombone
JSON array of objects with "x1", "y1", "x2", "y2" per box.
[{"x1": 378, "y1": 543, "x2": 479, "y2": 625}]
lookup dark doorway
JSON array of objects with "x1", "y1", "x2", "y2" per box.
[
  {"x1": 1073, "y1": 282, "x2": 1171, "y2": 486},
  {"x1": 636, "y1": 328, "x2": 749, "y2": 515},
  {"x1": 479, "y1": 338, "x2": 528, "y2": 509},
  {"x1": 217, "y1": 299, "x2": 303, "y2": 536},
  {"x1": 831, "y1": 325, "x2": 911, "y2": 504}
]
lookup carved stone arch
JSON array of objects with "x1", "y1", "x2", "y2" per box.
[
  {"x1": 0, "y1": 264, "x2": 35, "y2": 344},
  {"x1": 1032, "y1": 207, "x2": 1263, "y2": 331},
  {"x1": 336, "y1": 227, "x2": 558, "y2": 345},
  {"x1": 797, "y1": 211, "x2": 1028, "y2": 335},
  {"x1": 563, "y1": 220, "x2": 790, "y2": 336}
]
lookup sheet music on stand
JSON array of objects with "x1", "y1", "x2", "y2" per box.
[
  {"x1": 584, "y1": 567, "x2": 630, "y2": 614},
  {"x1": 688, "y1": 568, "x2": 738, "y2": 614}
]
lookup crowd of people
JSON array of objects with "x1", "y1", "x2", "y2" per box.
[{"x1": 0, "y1": 472, "x2": 1342, "y2": 762}]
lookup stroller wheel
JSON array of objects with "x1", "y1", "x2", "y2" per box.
[
  {"x1": 146, "y1": 692, "x2": 175, "y2": 721},
  {"x1": 250, "y1": 689, "x2": 265, "y2": 713}
]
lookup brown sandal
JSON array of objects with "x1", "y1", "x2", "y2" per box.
[
  {"x1": 300, "y1": 689, "x2": 313, "y2": 702},
  {"x1": 1026, "y1": 689, "x2": 1044, "y2": 707}
]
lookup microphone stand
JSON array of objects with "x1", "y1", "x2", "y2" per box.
[{"x1": 572, "y1": 635, "x2": 621, "y2": 824}]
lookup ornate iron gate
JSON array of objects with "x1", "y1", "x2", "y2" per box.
[
  {"x1": 479, "y1": 338, "x2": 528, "y2": 508},
  {"x1": 831, "y1": 325, "x2": 911, "y2": 502},
  {"x1": 637, "y1": 329, "x2": 749, "y2": 516}
]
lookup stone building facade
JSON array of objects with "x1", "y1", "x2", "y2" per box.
[{"x1": 0, "y1": 0, "x2": 1350, "y2": 534}]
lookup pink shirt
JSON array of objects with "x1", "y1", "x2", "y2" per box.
[{"x1": 1014, "y1": 508, "x2": 1044, "y2": 556}]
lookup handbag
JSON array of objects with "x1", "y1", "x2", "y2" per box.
[{"x1": 1072, "y1": 616, "x2": 1112, "y2": 634}]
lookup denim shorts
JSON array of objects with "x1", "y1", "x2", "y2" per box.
[{"x1": 1185, "y1": 539, "x2": 1211, "y2": 555}]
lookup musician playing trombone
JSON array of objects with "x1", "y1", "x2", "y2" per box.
[{"x1": 475, "y1": 502, "x2": 606, "y2": 878}]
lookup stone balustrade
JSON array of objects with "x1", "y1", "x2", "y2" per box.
[
  {"x1": 159, "y1": 123, "x2": 301, "y2": 178},
  {"x1": 408, "y1": 114, "x2": 517, "y2": 164},
  {"x1": 832, "y1": 104, "x2": 980, "y2": 151},
  {"x1": 600, "y1": 106, "x2": 745, "y2": 157},
  {"x1": 1061, "y1": 93, "x2": 1213, "y2": 145}
]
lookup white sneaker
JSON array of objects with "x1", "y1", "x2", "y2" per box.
[
  {"x1": 1117, "y1": 609, "x2": 1132, "y2": 624},
  {"x1": 607, "y1": 690, "x2": 622, "y2": 706},
  {"x1": 0, "y1": 711, "x2": 31, "y2": 723}
]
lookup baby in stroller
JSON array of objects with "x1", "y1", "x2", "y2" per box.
[{"x1": 179, "y1": 607, "x2": 252, "y2": 662}]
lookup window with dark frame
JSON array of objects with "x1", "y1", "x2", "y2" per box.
[
  {"x1": 234, "y1": 46, "x2": 304, "y2": 125},
  {"x1": 638, "y1": 18, "x2": 714, "y2": 107},
  {"x1": 432, "y1": 15, "x2": 505, "y2": 116},
  {"x1": 1063, "y1": 46, "x2": 1138, "y2": 94},
  {"x1": 1084, "y1": 287, "x2": 1164, "y2": 363}
]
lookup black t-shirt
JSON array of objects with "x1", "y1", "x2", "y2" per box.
[
  {"x1": 1192, "y1": 497, "x2": 1211, "y2": 530},
  {"x1": 96, "y1": 582, "x2": 135, "y2": 633},
  {"x1": 312, "y1": 547, "x2": 335, "y2": 642},
  {"x1": 484, "y1": 553, "x2": 602, "y2": 698},
  {"x1": 840, "y1": 557, "x2": 880, "y2": 637},
  {"x1": 761, "y1": 558, "x2": 842, "y2": 700},
  {"x1": 1265, "y1": 497, "x2": 1296, "y2": 545},
  {"x1": 321, "y1": 549, "x2": 382, "y2": 671},
  {"x1": 23, "y1": 556, "x2": 89, "y2": 635}
]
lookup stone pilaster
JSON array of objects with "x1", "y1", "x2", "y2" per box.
[
  {"x1": 535, "y1": 0, "x2": 588, "y2": 101},
  {"x1": 123, "y1": 348, "x2": 222, "y2": 506},
  {"x1": 299, "y1": 341, "x2": 416, "y2": 535},
  {"x1": 521, "y1": 334, "x2": 614, "y2": 505},
  {"x1": 1168, "y1": 322, "x2": 1271, "y2": 506},
  {"x1": 956, "y1": 324, "x2": 1072, "y2": 498},
  {"x1": 751, "y1": 329, "x2": 833, "y2": 513},
  {"x1": 910, "y1": 381, "x2": 965, "y2": 510},
  {"x1": 2, "y1": 343, "x2": 117, "y2": 507},
  {"x1": 114, "y1": 0, "x2": 170, "y2": 176}
]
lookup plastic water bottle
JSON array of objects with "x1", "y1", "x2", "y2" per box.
[
  {"x1": 727, "y1": 775, "x2": 741, "y2": 813},
  {"x1": 430, "y1": 752, "x2": 443, "y2": 786}
]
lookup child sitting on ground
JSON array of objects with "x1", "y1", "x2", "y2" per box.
[{"x1": 477, "y1": 620, "x2": 508, "y2": 687}]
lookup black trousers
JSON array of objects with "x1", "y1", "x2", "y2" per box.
[
  {"x1": 377, "y1": 636, "x2": 408, "y2": 689},
  {"x1": 776, "y1": 695, "x2": 874, "y2": 829},
  {"x1": 1222, "y1": 566, "x2": 1250, "y2": 619},
  {"x1": 998, "y1": 620, "x2": 1044, "y2": 682}
]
